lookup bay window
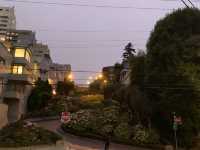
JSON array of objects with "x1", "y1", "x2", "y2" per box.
[
  {"x1": 12, "y1": 65, "x2": 23, "y2": 74},
  {"x1": 14, "y1": 48, "x2": 25, "y2": 57},
  {"x1": 14, "y1": 48, "x2": 31, "y2": 62}
]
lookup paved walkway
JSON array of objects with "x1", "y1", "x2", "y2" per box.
[{"x1": 36, "y1": 120, "x2": 151, "y2": 150}]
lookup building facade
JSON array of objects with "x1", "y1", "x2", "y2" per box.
[
  {"x1": 0, "y1": 41, "x2": 34, "y2": 123},
  {"x1": 0, "y1": 7, "x2": 16, "y2": 38},
  {"x1": 102, "y1": 66, "x2": 115, "y2": 82},
  {"x1": 32, "y1": 43, "x2": 52, "y2": 81},
  {"x1": 5, "y1": 29, "x2": 36, "y2": 47},
  {"x1": 49, "y1": 63, "x2": 71, "y2": 84},
  {"x1": 120, "y1": 61, "x2": 131, "y2": 86}
]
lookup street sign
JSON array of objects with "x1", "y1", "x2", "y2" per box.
[
  {"x1": 61, "y1": 112, "x2": 71, "y2": 123},
  {"x1": 172, "y1": 112, "x2": 183, "y2": 150},
  {"x1": 174, "y1": 116, "x2": 182, "y2": 125}
]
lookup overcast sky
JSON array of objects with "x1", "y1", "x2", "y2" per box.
[{"x1": 1, "y1": 0, "x2": 199, "y2": 84}]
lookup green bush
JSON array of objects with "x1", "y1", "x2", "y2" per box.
[
  {"x1": 132, "y1": 124, "x2": 159, "y2": 145},
  {"x1": 62, "y1": 107, "x2": 160, "y2": 146},
  {"x1": 28, "y1": 79, "x2": 52, "y2": 112},
  {"x1": 27, "y1": 96, "x2": 65, "y2": 117},
  {"x1": 114, "y1": 122, "x2": 132, "y2": 140},
  {"x1": 0, "y1": 121, "x2": 61, "y2": 147}
]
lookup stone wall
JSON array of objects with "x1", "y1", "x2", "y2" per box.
[{"x1": 0, "y1": 103, "x2": 8, "y2": 129}]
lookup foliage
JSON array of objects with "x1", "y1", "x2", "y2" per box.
[
  {"x1": 62, "y1": 106, "x2": 160, "y2": 146},
  {"x1": 89, "y1": 79, "x2": 103, "y2": 93},
  {"x1": 62, "y1": 106, "x2": 120, "y2": 137},
  {"x1": 113, "y1": 63, "x2": 123, "y2": 83},
  {"x1": 0, "y1": 121, "x2": 61, "y2": 147},
  {"x1": 113, "y1": 122, "x2": 132, "y2": 140},
  {"x1": 145, "y1": 8, "x2": 200, "y2": 146},
  {"x1": 122, "y1": 42, "x2": 136, "y2": 62},
  {"x1": 27, "y1": 79, "x2": 52, "y2": 112},
  {"x1": 56, "y1": 80, "x2": 75, "y2": 96},
  {"x1": 80, "y1": 94, "x2": 104, "y2": 102},
  {"x1": 27, "y1": 96, "x2": 65, "y2": 117},
  {"x1": 129, "y1": 50, "x2": 146, "y2": 87},
  {"x1": 132, "y1": 125, "x2": 159, "y2": 145}
]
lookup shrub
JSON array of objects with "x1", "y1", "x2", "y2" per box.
[
  {"x1": 114, "y1": 122, "x2": 132, "y2": 140},
  {"x1": 80, "y1": 94, "x2": 104, "y2": 102},
  {"x1": 132, "y1": 124, "x2": 160, "y2": 145},
  {"x1": 0, "y1": 121, "x2": 61, "y2": 147},
  {"x1": 28, "y1": 79, "x2": 52, "y2": 112}
]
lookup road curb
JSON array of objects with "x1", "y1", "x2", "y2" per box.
[{"x1": 26, "y1": 116, "x2": 60, "y2": 122}]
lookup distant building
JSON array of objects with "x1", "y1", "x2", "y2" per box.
[
  {"x1": 5, "y1": 29, "x2": 36, "y2": 47},
  {"x1": 0, "y1": 7, "x2": 16, "y2": 38},
  {"x1": 49, "y1": 63, "x2": 71, "y2": 85},
  {"x1": 120, "y1": 61, "x2": 131, "y2": 86},
  {"x1": 32, "y1": 43, "x2": 52, "y2": 81},
  {"x1": 102, "y1": 66, "x2": 115, "y2": 82}
]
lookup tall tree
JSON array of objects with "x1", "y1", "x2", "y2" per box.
[
  {"x1": 146, "y1": 8, "x2": 200, "y2": 146},
  {"x1": 56, "y1": 80, "x2": 75, "y2": 96},
  {"x1": 122, "y1": 42, "x2": 136, "y2": 62}
]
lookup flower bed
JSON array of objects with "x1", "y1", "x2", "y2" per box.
[{"x1": 62, "y1": 107, "x2": 161, "y2": 149}]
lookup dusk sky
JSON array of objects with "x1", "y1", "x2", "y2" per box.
[{"x1": 1, "y1": 0, "x2": 199, "y2": 83}]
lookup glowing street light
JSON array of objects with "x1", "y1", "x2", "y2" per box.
[
  {"x1": 103, "y1": 80, "x2": 108, "y2": 84},
  {"x1": 87, "y1": 81, "x2": 91, "y2": 85},
  {"x1": 98, "y1": 74, "x2": 103, "y2": 79},
  {"x1": 68, "y1": 73, "x2": 73, "y2": 80},
  {"x1": 52, "y1": 89, "x2": 57, "y2": 96}
]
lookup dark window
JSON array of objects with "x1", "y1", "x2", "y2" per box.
[
  {"x1": 0, "y1": 24, "x2": 7, "y2": 27},
  {"x1": 0, "y1": 16, "x2": 8, "y2": 19},
  {"x1": 1, "y1": 20, "x2": 8, "y2": 23}
]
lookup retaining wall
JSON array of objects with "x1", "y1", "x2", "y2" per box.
[{"x1": 0, "y1": 103, "x2": 8, "y2": 129}]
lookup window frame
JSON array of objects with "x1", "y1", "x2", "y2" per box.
[{"x1": 12, "y1": 65, "x2": 23, "y2": 75}]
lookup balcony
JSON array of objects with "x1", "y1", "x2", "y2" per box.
[
  {"x1": 6, "y1": 73, "x2": 33, "y2": 84},
  {"x1": 12, "y1": 57, "x2": 32, "y2": 68}
]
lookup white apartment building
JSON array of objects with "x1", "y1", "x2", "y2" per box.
[
  {"x1": 49, "y1": 63, "x2": 71, "y2": 85},
  {"x1": 0, "y1": 7, "x2": 16, "y2": 38},
  {"x1": 0, "y1": 41, "x2": 34, "y2": 123}
]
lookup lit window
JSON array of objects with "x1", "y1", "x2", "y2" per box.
[
  {"x1": 12, "y1": 65, "x2": 23, "y2": 74},
  {"x1": 15, "y1": 48, "x2": 25, "y2": 57}
]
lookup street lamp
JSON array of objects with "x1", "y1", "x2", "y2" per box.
[
  {"x1": 98, "y1": 74, "x2": 103, "y2": 79},
  {"x1": 52, "y1": 89, "x2": 57, "y2": 96},
  {"x1": 68, "y1": 73, "x2": 73, "y2": 81},
  {"x1": 103, "y1": 80, "x2": 107, "y2": 84}
]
